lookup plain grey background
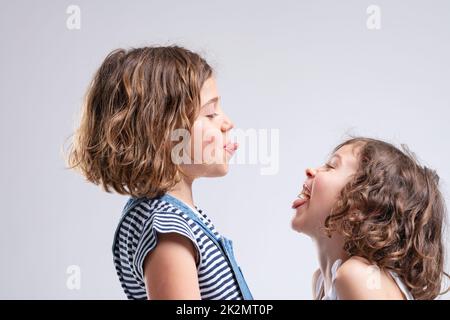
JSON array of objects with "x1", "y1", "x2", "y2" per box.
[{"x1": 1, "y1": 0, "x2": 449, "y2": 299}]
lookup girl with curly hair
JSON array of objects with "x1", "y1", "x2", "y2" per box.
[{"x1": 291, "y1": 137, "x2": 449, "y2": 300}]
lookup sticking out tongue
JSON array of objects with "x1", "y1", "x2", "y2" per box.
[{"x1": 292, "y1": 198, "x2": 308, "y2": 209}]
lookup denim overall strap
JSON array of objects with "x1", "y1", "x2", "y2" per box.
[
  {"x1": 160, "y1": 193, "x2": 254, "y2": 300},
  {"x1": 219, "y1": 237, "x2": 254, "y2": 300}
]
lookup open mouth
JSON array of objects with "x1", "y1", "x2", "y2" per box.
[
  {"x1": 291, "y1": 183, "x2": 311, "y2": 209},
  {"x1": 299, "y1": 183, "x2": 311, "y2": 199}
]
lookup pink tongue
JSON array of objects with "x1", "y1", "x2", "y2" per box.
[{"x1": 292, "y1": 198, "x2": 307, "y2": 209}]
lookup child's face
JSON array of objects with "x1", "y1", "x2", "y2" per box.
[
  {"x1": 181, "y1": 77, "x2": 237, "y2": 179},
  {"x1": 291, "y1": 144, "x2": 360, "y2": 237}
]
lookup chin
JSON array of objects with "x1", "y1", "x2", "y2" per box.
[
  {"x1": 291, "y1": 218, "x2": 303, "y2": 233},
  {"x1": 217, "y1": 165, "x2": 229, "y2": 176},
  {"x1": 205, "y1": 164, "x2": 229, "y2": 177},
  {"x1": 291, "y1": 215, "x2": 312, "y2": 235}
]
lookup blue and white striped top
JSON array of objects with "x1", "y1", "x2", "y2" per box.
[{"x1": 112, "y1": 196, "x2": 243, "y2": 300}]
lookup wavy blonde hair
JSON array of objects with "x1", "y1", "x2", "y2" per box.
[
  {"x1": 324, "y1": 137, "x2": 449, "y2": 300},
  {"x1": 66, "y1": 46, "x2": 212, "y2": 198}
]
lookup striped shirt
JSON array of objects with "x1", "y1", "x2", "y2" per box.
[{"x1": 112, "y1": 197, "x2": 243, "y2": 300}]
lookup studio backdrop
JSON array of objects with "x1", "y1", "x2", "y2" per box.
[{"x1": 0, "y1": 0, "x2": 449, "y2": 299}]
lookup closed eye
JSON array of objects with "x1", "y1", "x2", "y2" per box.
[
  {"x1": 206, "y1": 113, "x2": 218, "y2": 119},
  {"x1": 325, "y1": 163, "x2": 335, "y2": 170}
]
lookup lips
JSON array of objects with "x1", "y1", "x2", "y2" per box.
[{"x1": 224, "y1": 142, "x2": 238, "y2": 155}]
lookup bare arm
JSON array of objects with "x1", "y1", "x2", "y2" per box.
[{"x1": 143, "y1": 232, "x2": 201, "y2": 300}]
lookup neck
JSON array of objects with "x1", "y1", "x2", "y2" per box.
[
  {"x1": 314, "y1": 233, "x2": 348, "y2": 294},
  {"x1": 168, "y1": 175, "x2": 195, "y2": 208}
]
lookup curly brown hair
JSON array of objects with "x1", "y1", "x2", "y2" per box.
[
  {"x1": 324, "y1": 137, "x2": 449, "y2": 300},
  {"x1": 66, "y1": 46, "x2": 212, "y2": 198}
]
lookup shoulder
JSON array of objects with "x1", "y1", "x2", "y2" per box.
[
  {"x1": 117, "y1": 196, "x2": 199, "y2": 253},
  {"x1": 336, "y1": 256, "x2": 372, "y2": 278},
  {"x1": 334, "y1": 256, "x2": 390, "y2": 300},
  {"x1": 120, "y1": 197, "x2": 177, "y2": 220},
  {"x1": 122, "y1": 197, "x2": 192, "y2": 226}
]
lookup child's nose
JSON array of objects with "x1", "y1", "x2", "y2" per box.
[
  {"x1": 306, "y1": 167, "x2": 317, "y2": 178},
  {"x1": 221, "y1": 115, "x2": 234, "y2": 132}
]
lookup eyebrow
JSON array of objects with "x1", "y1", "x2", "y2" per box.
[{"x1": 201, "y1": 96, "x2": 219, "y2": 108}]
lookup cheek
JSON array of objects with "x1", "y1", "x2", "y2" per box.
[
  {"x1": 188, "y1": 119, "x2": 227, "y2": 167},
  {"x1": 293, "y1": 173, "x2": 352, "y2": 235},
  {"x1": 189, "y1": 121, "x2": 219, "y2": 155},
  {"x1": 199, "y1": 120, "x2": 222, "y2": 145},
  {"x1": 311, "y1": 175, "x2": 343, "y2": 216}
]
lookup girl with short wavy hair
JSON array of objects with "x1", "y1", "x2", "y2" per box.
[{"x1": 67, "y1": 46, "x2": 252, "y2": 300}]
